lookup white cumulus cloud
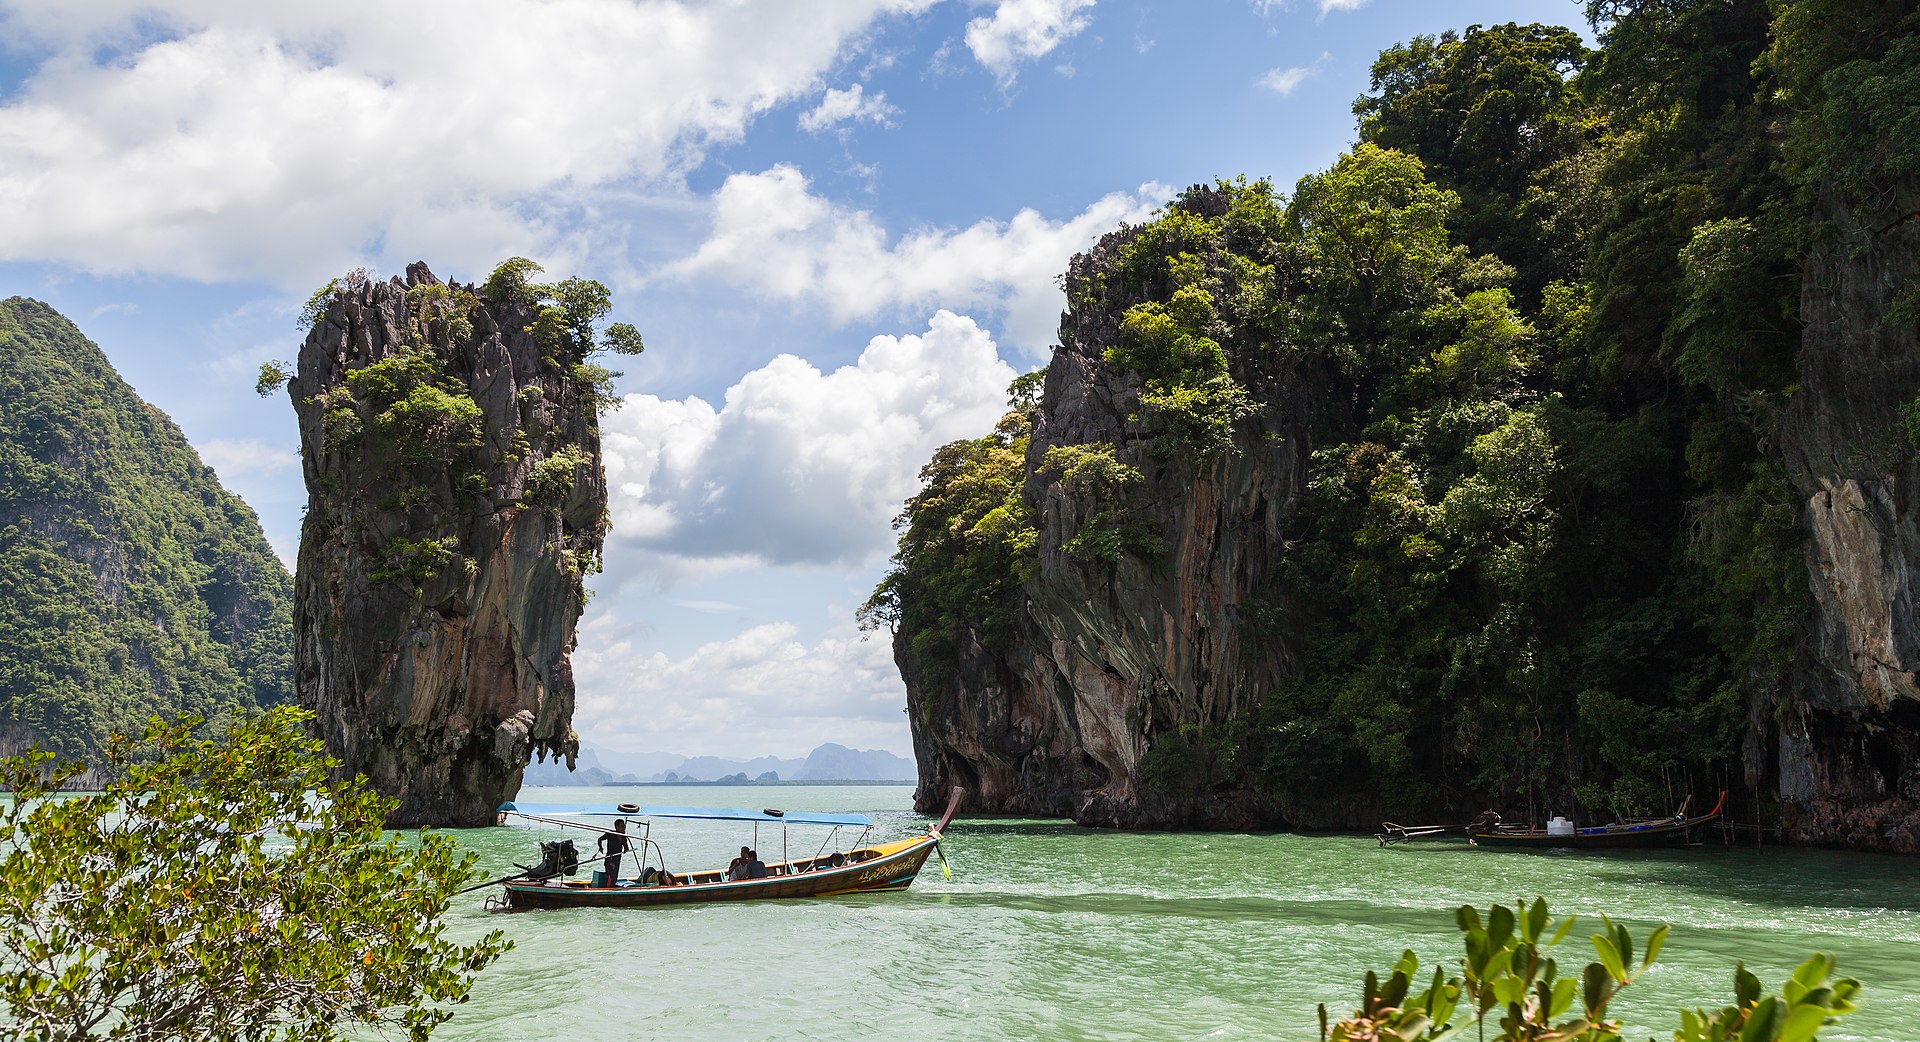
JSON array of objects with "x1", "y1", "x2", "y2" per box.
[
  {"x1": 799, "y1": 83, "x2": 899, "y2": 132},
  {"x1": 599, "y1": 310, "x2": 1019, "y2": 570},
  {"x1": 573, "y1": 618, "x2": 910, "y2": 757},
  {"x1": 660, "y1": 164, "x2": 1164, "y2": 354},
  {"x1": 964, "y1": 0, "x2": 1098, "y2": 83},
  {"x1": 0, "y1": 0, "x2": 934, "y2": 284},
  {"x1": 1319, "y1": 0, "x2": 1369, "y2": 15}
]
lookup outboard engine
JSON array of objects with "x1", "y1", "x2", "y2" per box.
[{"x1": 519, "y1": 839, "x2": 581, "y2": 881}]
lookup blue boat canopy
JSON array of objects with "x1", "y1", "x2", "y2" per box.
[{"x1": 499, "y1": 802, "x2": 872, "y2": 828}]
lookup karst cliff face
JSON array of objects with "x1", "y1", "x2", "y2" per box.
[
  {"x1": 897, "y1": 13, "x2": 1920, "y2": 848},
  {"x1": 1775, "y1": 183, "x2": 1920, "y2": 852},
  {"x1": 903, "y1": 189, "x2": 1326, "y2": 828},
  {"x1": 904, "y1": 180, "x2": 1920, "y2": 841},
  {"x1": 0, "y1": 298, "x2": 293, "y2": 776},
  {"x1": 289, "y1": 263, "x2": 607, "y2": 827}
]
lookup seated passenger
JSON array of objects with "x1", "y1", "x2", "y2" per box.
[
  {"x1": 725, "y1": 846, "x2": 752, "y2": 881},
  {"x1": 745, "y1": 849, "x2": 769, "y2": 879}
]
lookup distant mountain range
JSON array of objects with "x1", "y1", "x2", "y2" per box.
[{"x1": 522, "y1": 742, "x2": 914, "y2": 786}]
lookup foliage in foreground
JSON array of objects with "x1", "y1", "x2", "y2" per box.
[
  {"x1": 0, "y1": 708, "x2": 508, "y2": 1041},
  {"x1": 1321, "y1": 899, "x2": 1858, "y2": 1042}
]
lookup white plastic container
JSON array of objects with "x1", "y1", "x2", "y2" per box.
[{"x1": 1546, "y1": 816, "x2": 1575, "y2": 837}]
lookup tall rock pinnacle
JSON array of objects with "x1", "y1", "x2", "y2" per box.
[{"x1": 287, "y1": 262, "x2": 614, "y2": 827}]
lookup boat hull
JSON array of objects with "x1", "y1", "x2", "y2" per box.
[
  {"x1": 1469, "y1": 800, "x2": 1725, "y2": 850},
  {"x1": 500, "y1": 836, "x2": 937, "y2": 910},
  {"x1": 1470, "y1": 824, "x2": 1703, "y2": 848}
]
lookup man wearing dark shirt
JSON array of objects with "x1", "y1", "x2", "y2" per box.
[{"x1": 598, "y1": 820, "x2": 632, "y2": 887}]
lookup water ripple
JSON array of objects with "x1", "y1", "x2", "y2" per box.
[{"x1": 433, "y1": 786, "x2": 1920, "y2": 1042}]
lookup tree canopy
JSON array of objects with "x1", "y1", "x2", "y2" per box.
[{"x1": 0, "y1": 707, "x2": 507, "y2": 1039}]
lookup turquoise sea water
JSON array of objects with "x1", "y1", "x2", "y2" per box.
[{"x1": 435, "y1": 784, "x2": 1919, "y2": 1041}]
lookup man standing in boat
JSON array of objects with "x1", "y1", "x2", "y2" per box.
[{"x1": 598, "y1": 819, "x2": 632, "y2": 887}]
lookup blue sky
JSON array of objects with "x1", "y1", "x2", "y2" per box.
[{"x1": 0, "y1": 0, "x2": 1590, "y2": 761}]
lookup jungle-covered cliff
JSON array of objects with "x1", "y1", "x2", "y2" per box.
[
  {"x1": 0, "y1": 298, "x2": 293, "y2": 767},
  {"x1": 874, "y1": 2, "x2": 1920, "y2": 847},
  {"x1": 282, "y1": 261, "x2": 637, "y2": 827}
]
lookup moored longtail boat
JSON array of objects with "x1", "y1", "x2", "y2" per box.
[
  {"x1": 482, "y1": 787, "x2": 962, "y2": 911},
  {"x1": 1376, "y1": 810, "x2": 1503, "y2": 846},
  {"x1": 1467, "y1": 791, "x2": 1727, "y2": 849}
]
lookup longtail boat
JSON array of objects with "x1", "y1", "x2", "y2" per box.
[
  {"x1": 1468, "y1": 791, "x2": 1727, "y2": 849},
  {"x1": 1376, "y1": 810, "x2": 1503, "y2": 846},
  {"x1": 481, "y1": 787, "x2": 962, "y2": 911},
  {"x1": 1376, "y1": 793, "x2": 1728, "y2": 850}
]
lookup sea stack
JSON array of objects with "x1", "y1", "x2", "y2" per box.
[{"x1": 288, "y1": 262, "x2": 609, "y2": 827}]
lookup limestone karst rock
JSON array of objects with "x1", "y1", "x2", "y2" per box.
[
  {"x1": 896, "y1": 177, "x2": 1920, "y2": 846},
  {"x1": 0, "y1": 298, "x2": 293, "y2": 771},
  {"x1": 890, "y1": 13, "x2": 1920, "y2": 850},
  {"x1": 900, "y1": 187, "x2": 1329, "y2": 828},
  {"x1": 1774, "y1": 182, "x2": 1920, "y2": 852},
  {"x1": 288, "y1": 263, "x2": 609, "y2": 827}
]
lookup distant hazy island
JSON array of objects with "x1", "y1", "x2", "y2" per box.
[{"x1": 522, "y1": 742, "x2": 915, "y2": 786}]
